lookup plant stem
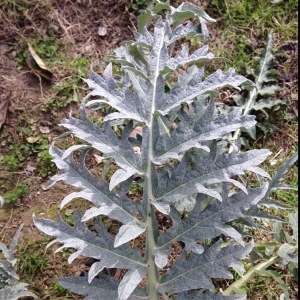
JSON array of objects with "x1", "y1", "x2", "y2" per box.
[
  {"x1": 144, "y1": 53, "x2": 163, "y2": 300},
  {"x1": 223, "y1": 255, "x2": 279, "y2": 295}
]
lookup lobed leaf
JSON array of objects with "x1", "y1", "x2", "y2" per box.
[
  {"x1": 157, "y1": 68, "x2": 249, "y2": 115},
  {"x1": 45, "y1": 145, "x2": 144, "y2": 236},
  {"x1": 156, "y1": 184, "x2": 268, "y2": 261},
  {"x1": 33, "y1": 212, "x2": 147, "y2": 285},
  {"x1": 157, "y1": 240, "x2": 253, "y2": 295},
  {"x1": 153, "y1": 100, "x2": 256, "y2": 164},
  {"x1": 59, "y1": 273, "x2": 147, "y2": 300},
  {"x1": 153, "y1": 148, "x2": 270, "y2": 213}
]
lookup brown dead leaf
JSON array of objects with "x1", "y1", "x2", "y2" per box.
[
  {"x1": 93, "y1": 153, "x2": 103, "y2": 164},
  {"x1": 0, "y1": 43, "x2": 9, "y2": 54},
  {"x1": 130, "y1": 126, "x2": 143, "y2": 138},
  {"x1": 0, "y1": 99, "x2": 9, "y2": 130},
  {"x1": 27, "y1": 43, "x2": 53, "y2": 80},
  {"x1": 39, "y1": 126, "x2": 50, "y2": 134}
]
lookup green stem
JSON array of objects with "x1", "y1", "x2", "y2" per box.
[{"x1": 223, "y1": 255, "x2": 279, "y2": 295}]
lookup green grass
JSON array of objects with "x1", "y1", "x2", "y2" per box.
[{"x1": 210, "y1": 0, "x2": 298, "y2": 70}]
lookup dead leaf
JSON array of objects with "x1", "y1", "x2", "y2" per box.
[
  {"x1": 27, "y1": 43, "x2": 53, "y2": 80},
  {"x1": 0, "y1": 43, "x2": 9, "y2": 54},
  {"x1": 0, "y1": 99, "x2": 9, "y2": 130},
  {"x1": 26, "y1": 136, "x2": 40, "y2": 143},
  {"x1": 93, "y1": 153, "x2": 103, "y2": 164},
  {"x1": 97, "y1": 26, "x2": 107, "y2": 36},
  {"x1": 130, "y1": 126, "x2": 143, "y2": 138},
  {"x1": 25, "y1": 162, "x2": 36, "y2": 173},
  {"x1": 39, "y1": 126, "x2": 50, "y2": 134},
  {"x1": 133, "y1": 146, "x2": 141, "y2": 153}
]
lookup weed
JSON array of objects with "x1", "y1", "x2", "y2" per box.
[
  {"x1": 128, "y1": 0, "x2": 150, "y2": 11},
  {"x1": 210, "y1": 0, "x2": 298, "y2": 70},
  {"x1": 3, "y1": 182, "x2": 28, "y2": 205},
  {"x1": 17, "y1": 241, "x2": 49, "y2": 280},
  {"x1": 3, "y1": 153, "x2": 20, "y2": 171}
]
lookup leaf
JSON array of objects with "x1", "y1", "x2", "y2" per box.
[
  {"x1": 153, "y1": 148, "x2": 270, "y2": 212},
  {"x1": 157, "y1": 240, "x2": 253, "y2": 295},
  {"x1": 0, "y1": 100, "x2": 9, "y2": 130},
  {"x1": 27, "y1": 43, "x2": 53, "y2": 80},
  {"x1": 110, "y1": 169, "x2": 136, "y2": 191},
  {"x1": 0, "y1": 283, "x2": 37, "y2": 300},
  {"x1": 114, "y1": 224, "x2": 146, "y2": 248},
  {"x1": 258, "y1": 85, "x2": 281, "y2": 95},
  {"x1": 162, "y1": 45, "x2": 214, "y2": 74},
  {"x1": 263, "y1": 152, "x2": 298, "y2": 199},
  {"x1": 157, "y1": 184, "x2": 268, "y2": 255},
  {"x1": 47, "y1": 145, "x2": 142, "y2": 225},
  {"x1": 256, "y1": 34, "x2": 275, "y2": 88},
  {"x1": 252, "y1": 98, "x2": 286, "y2": 111},
  {"x1": 137, "y1": 2, "x2": 169, "y2": 32},
  {"x1": 289, "y1": 213, "x2": 298, "y2": 242},
  {"x1": 59, "y1": 273, "x2": 147, "y2": 300},
  {"x1": 33, "y1": 212, "x2": 147, "y2": 284},
  {"x1": 158, "y1": 68, "x2": 249, "y2": 115},
  {"x1": 169, "y1": 2, "x2": 216, "y2": 24},
  {"x1": 118, "y1": 268, "x2": 147, "y2": 300},
  {"x1": 277, "y1": 243, "x2": 298, "y2": 266},
  {"x1": 153, "y1": 100, "x2": 256, "y2": 164},
  {"x1": 84, "y1": 67, "x2": 148, "y2": 123},
  {"x1": 60, "y1": 107, "x2": 145, "y2": 177}
]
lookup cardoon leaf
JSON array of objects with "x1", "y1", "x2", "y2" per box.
[
  {"x1": 118, "y1": 268, "x2": 148, "y2": 300},
  {"x1": 59, "y1": 273, "x2": 147, "y2": 300},
  {"x1": 83, "y1": 69, "x2": 146, "y2": 123},
  {"x1": 157, "y1": 240, "x2": 253, "y2": 295},
  {"x1": 154, "y1": 149, "x2": 271, "y2": 212},
  {"x1": 33, "y1": 2, "x2": 277, "y2": 299},
  {"x1": 0, "y1": 283, "x2": 37, "y2": 300},
  {"x1": 158, "y1": 68, "x2": 249, "y2": 115},
  {"x1": 114, "y1": 224, "x2": 146, "y2": 248},
  {"x1": 148, "y1": 18, "x2": 169, "y2": 74},
  {"x1": 109, "y1": 168, "x2": 136, "y2": 191},
  {"x1": 60, "y1": 109, "x2": 144, "y2": 176},
  {"x1": 33, "y1": 212, "x2": 147, "y2": 280},
  {"x1": 162, "y1": 45, "x2": 214, "y2": 74},
  {"x1": 157, "y1": 185, "x2": 268, "y2": 254},
  {"x1": 45, "y1": 145, "x2": 143, "y2": 229},
  {"x1": 153, "y1": 100, "x2": 256, "y2": 164},
  {"x1": 264, "y1": 152, "x2": 298, "y2": 198},
  {"x1": 169, "y1": 2, "x2": 216, "y2": 24}
]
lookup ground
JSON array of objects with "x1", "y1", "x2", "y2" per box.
[{"x1": 0, "y1": 0, "x2": 298, "y2": 299}]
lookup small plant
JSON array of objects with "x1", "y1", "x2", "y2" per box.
[
  {"x1": 218, "y1": 33, "x2": 288, "y2": 147},
  {"x1": 224, "y1": 212, "x2": 298, "y2": 299},
  {"x1": 3, "y1": 182, "x2": 28, "y2": 205},
  {"x1": 0, "y1": 224, "x2": 37, "y2": 299},
  {"x1": 17, "y1": 244, "x2": 49, "y2": 280},
  {"x1": 33, "y1": 2, "x2": 297, "y2": 299},
  {"x1": 129, "y1": 0, "x2": 150, "y2": 12}
]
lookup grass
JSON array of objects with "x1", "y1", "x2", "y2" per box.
[{"x1": 210, "y1": 0, "x2": 298, "y2": 69}]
